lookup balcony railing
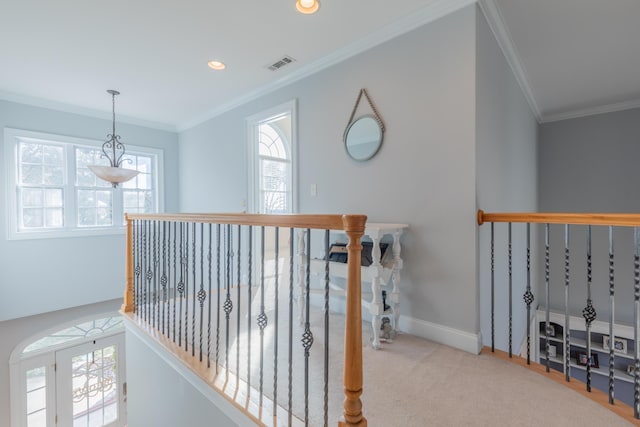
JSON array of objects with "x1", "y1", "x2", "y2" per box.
[
  {"x1": 120, "y1": 213, "x2": 368, "y2": 427},
  {"x1": 478, "y1": 210, "x2": 640, "y2": 423}
]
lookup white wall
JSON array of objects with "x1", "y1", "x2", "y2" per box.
[
  {"x1": 180, "y1": 7, "x2": 480, "y2": 344},
  {"x1": 0, "y1": 99, "x2": 180, "y2": 321},
  {"x1": 539, "y1": 108, "x2": 640, "y2": 325},
  {"x1": 475, "y1": 7, "x2": 538, "y2": 352}
]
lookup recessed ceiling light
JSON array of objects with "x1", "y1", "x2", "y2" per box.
[
  {"x1": 296, "y1": 0, "x2": 319, "y2": 14},
  {"x1": 207, "y1": 60, "x2": 226, "y2": 70}
]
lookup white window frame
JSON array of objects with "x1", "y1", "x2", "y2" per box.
[
  {"x1": 246, "y1": 100, "x2": 298, "y2": 214},
  {"x1": 4, "y1": 127, "x2": 164, "y2": 240}
]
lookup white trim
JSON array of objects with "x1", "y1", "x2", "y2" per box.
[
  {"x1": 178, "y1": 0, "x2": 476, "y2": 132},
  {"x1": 0, "y1": 90, "x2": 176, "y2": 132},
  {"x1": 123, "y1": 317, "x2": 257, "y2": 427},
  {"x1": 398, "y1": 315, "x2": 482, "y2": 355},
  {"x1": 541, "y1": 98, "x2": 640, "y2": 123},
  {"x1": 4, "y1": 127, "x2": 164, "y2": 240},
  {"x1": 478, "y1": 0, "x2": 542, "y2": 122}
]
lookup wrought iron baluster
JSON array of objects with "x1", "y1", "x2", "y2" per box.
[
  {"x1": 162, "y1": 221, "x2": 168, "y2": 335},
  {"x1": 323, "y1": 229, "x2": 330, "y2": 427},
  {"x1": 258, "y1": 226, "x2": 268, "y2": 408},
  {"x1": 545, "y1": 224, "x2": 551, "y2": 373},
  {"x1": 185, "y1": 222, "x2": 190, "y2": 353},
  {"x1": 608, "y1": 225, "x2": 616, "y2": 404},
  {"x1": 216, "y1": 224, "x2": 221, "y2": 374},
  {"x1": 173, "y1": 222, "x2": 177, "y2": 343},
  {"x1": 207, "y1": 224, "x2": 212, "y2": 368},
  {"x1": 634, "y1": 227, "x2": 640, "y2": 418},
  {"x1": 146, "y1": 220, "x2": 152, "y2": 323},
  {"x1": 134, "y1": 220, "x2": 141, "y2": 316},
  {"x1": 247, "y1": 226, "x2": 253, "y2": 397},
  {"x1": 198, "y1": 223, "x2": 206, "y2": 362},
  {"x1": 523, "y1": 223, "x2": 534, "y2": 365},
  {"x1": 302, "y1": 228, "x2": 314, "y2": 426},
  {"x1": 564, "y1": 224, "x2": 570, "y2": 382},
  {"x1": 178, "y1": 222, "x2": 184, "y2": 347},
  {"x1": 153, "y1": 220, "x2": 158, "y2": 329},
  {"x1": 273, "y1": 227, "x2": 280, "y2": 418},
  {"x1": 288, "y1": 227, "x2": 294, "y2": 427},
  {"x1": 236, "y1": 225, "x2": 242, "y2": 380},
  {"x1": 508, "y1": 222, "x2": 513, "y2": 358},
  {"x1": 491, "y1": 222, "x2": 495, "y2": 352},
  {"x1": 224, "y1": 224, "x2": 233, "y2": 375},
  {"x1": 192, "y1": 222, "x2": 197, "y2": 356},
  {"x1": 583, "y1": 225, "x2": 597, "y2": 392}
]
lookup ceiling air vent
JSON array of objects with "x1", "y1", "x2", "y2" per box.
[{"x1": 267, "y1": 55, "x2": 296, "y2": 71}]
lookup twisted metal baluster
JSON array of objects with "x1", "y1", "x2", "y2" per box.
[
  {"x1": 634, "y1": 228, "x2": 640, "y2": 418},
  {"x1": 134, "y1": 220, "x2": 141, "y2": 316},
  {"x1": 508, "y1": 222, "x2": 513, "y2": 358},
  {"x1": 236, "y1": 225, "x2": 242, "y2": 381},
  {"x1": 146, "y1": 221, "x2": 152, "y2": 323},
  {"x1": 583, "y1": 226, "x2": 597, "y2": 392},
  {"x1": 288, "y1": 227, "x2": 294, "y2": 426},
  {"x1": 198, "y1": 223, "x2": 206, "y2": 362},
  {"x1": 564, "y1": 224, "x2": 570, "y2": 382},
  {"x1": 523, "y1": 223, "x2": 534, "y2": 365},
  {"x1": 153, "y1": 220, "x2": 158, "y2": 329},
  {"x1": 491, "y1": 222, "x2": 495, "y2": 352},
  {"x1": 178, "y1": 223, "x2": 184, "y2": 347},
  {"x1": 184, "y1": 223, "x2": 190, "y2": 353},
  {"x1": 192, "y1": 222, "x2": 197, "y2": 357},
  {"x1": 323, "y1": 229, "x2": 330, "y2": 427},
  {"x1": 224, "y1": 224, "x2": 233, "y2": 375},
  {"x1": 258, "y1": 226, "x2": 268, "y2": 408},
  {"x1": 172, "y1": 222, "x2": 177, "y2": 343},
  {"x1": 162, "y1": 221, "x2": 168, "y2": 335},
  {"x1": 216, "y1": 224, "x2": 221, "y2": 374},
  {"x1": 207, "y1": 224, "x2": 212, "y2": 368},
  {"x1": 545, "y1": 224, "x2": 551, "y2": 373},
  {"x1": 247, "y1": 226, "x2": 253, "y2": 398},
  {"x1": 273, "y1": 227, "x2": 280, "y2": 418},
  {"x1": 302, "y1": 229, "x2": 314, "y2": 426},
  {"x1": 608, "y1": 226, "x2": 616, "y2": 404}
]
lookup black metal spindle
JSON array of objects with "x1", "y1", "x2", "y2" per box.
[
  {"x1": 247, "y1": 226, "x2": 253, "y2": 395},
  {"x1": 173, "y1": 221, "x2": 177, "y2": 343},
  {"x1": 134, "y1": 220, "x2": 140, "y2": 315},
  {"x1": 545, "y1": 224, "x2": 551, "y2": 373},
  {"x1": 302, "y1": 228, "x2": 314, "y2": 426},
  {"x1": 258, "y1": 226, "x2": 267, "y2": 408},
  {"x1": 192, "y1": 222, "x2": 197, "y2": 356},
  {"x1": 288, "y1": 227, "x2": 294, "y2": 427},
  {"x1": 236, "y1": 225, "x2": 242, "y2": 380},
  {"x1": 216, "y1": 224, "x2": 221, "y2": 374},
  {"x1": 185, "y1": 222, "x2": 190, "y2": 353},
  {"x1": 323, "y1": 229, "x2": 330, "y2": 427},
  {"x1": 634, "y1": 227, "x2": 640, "y2": 418},
  {"x1": 162, "y1": 221, "x2": 167, "y2": 335},
  {"x1": 508, "y1": 222, "x2": 513, "y2": 358},
  {"x1": 224, "y1": 224, "x2": 233, "y2": 374},
  {"x1": 146, "y1": 221, "x2": 152, "y2": 323},
  {"x1": 608, "y1": 225, "x2": 615, "y2": 404},
  {"x1": 207, "y1": 224, "x2": 212, "y2": 368},
  {"x1": 153, "y1": 220, "x2": 158, "y2": 329},
  {"x1": 273, "y1": 227, "x2": 280, "y2": 418},
  {"x1": 178, "y1": 222, "x2": 184, "y2": 347},
  {"x1": 523, "y1": 223, "x2": 534, "y2": 365},
  {"x1": 491, "y1": 222, "x2": 495, "y2": 352},
  {"x1": 564, "y1": 224, "x2": 571, "y2": 382},
  {"x1": 198, "y1": 223, "x2": 206, "y2": 362},
  {"x1": 583, "y1": 225, "x2": 597, "y2": 392}
]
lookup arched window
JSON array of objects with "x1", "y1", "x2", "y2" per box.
[{"x1": 258, "y1": 123, "x2": 291, "y2": 214}]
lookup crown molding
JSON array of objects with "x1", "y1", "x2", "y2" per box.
[
  {"x1": 541, "y1": 98, "x2": 640, "y2": 123},
  {"x1": 0, "y1": 90, "x2": 177, "y2": 133},
  {"x1": 177, "y1": 0, "x2": 477, "y2": 132},
  {"x1": 477, "y1": 0, "x2": 542, "y2": 122}
]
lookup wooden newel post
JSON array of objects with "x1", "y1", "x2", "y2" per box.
[
  {"x1": 121, "y1": 215, "x2": 135, "y2": 313},
  {"x1": 339, "y1": 214, "x2": 368, "y2": 427}
]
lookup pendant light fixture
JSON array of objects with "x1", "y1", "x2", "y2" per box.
[{"x1": 88, "y1": 90, "x2": 140, "y2": 187}]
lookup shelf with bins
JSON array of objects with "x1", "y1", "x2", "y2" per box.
[{"x1": 536, "y1": 309, "x2": 638, "y2": 404}]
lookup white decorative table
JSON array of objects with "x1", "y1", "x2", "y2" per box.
[{"x1": 297, "y1": 222, "x2": 408, "y2": 349}]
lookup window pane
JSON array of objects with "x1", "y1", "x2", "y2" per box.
[
  {"x1": 21, "y1": 165, "x2": 43, "y2": 185},
  {"x1": 45, "y1": 189, "x2": 63, "y2": 207},
  {"x1": 138, "y1": 156, "x2": 151, "y2": 173},
  {"x1": 77, "y1": 190, "x2": 94, "y2": 207},
  {"x1": 23, "y1": 208, "x2": 43, "y2": 228},
  {"x1": 43, "y1": 166, "x2": 64, "y2": 185},
  {"x1": 45, "y1": 208, "x2": 63, "y2": 227},
  {"x1": 96, "y1": 190, "x2": 111, "y2": 207},
  {"x1": 22, "y1": 189, "x2": 43, "y2": 207},
  {"x1": 27, "y1": 409, "x2": 46, "y2": 427},
  {"x1": 20, "y1": 143, "x2": 42, "y2": 163},
  {"x1": 26, "y1": 366, "x2": 46, "y2": 393},
  {"x1": 43, "y1": 145, "x2": 64, "y2": 164},
  {"x1": 26, "y1": 387, "x2": 46, "y2": 414},
  {"x1": 96, "y1": 208, "x2": 112, "y2": 226},
  {"x1": 26, "y1": 366, "x2": 47, "y2": 427},
  {"x1": 78, "y1": 208, "x2": 96, "y2": 226}
]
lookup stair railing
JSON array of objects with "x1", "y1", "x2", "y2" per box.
[{"x1": 121, "y1": 213, "x2": 368, "y2": 427}]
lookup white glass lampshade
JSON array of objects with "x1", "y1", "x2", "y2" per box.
[{"x1": 88, "y1": 165, "x2": 140, "y2": 187}]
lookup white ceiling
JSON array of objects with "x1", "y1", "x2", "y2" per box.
[{"x1": 1, "y1": 0, "x2": 639, "y2": 130}]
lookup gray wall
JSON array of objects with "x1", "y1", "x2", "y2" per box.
[
  {"x1": 179, "y1": 7, "x2": 479, "y2": 337},
  {"x1": 475, "y1": 8, "x2": 538, "y2": 350},
  {"x1": 0, "y1": 99, "x2": 180, "y2": 321},
  {"x1": 0, "y1": 299, "x2": 121, "y2": 427},
  {"x1": 539, "y1": 108, "x2": 640, "y2": 325}
]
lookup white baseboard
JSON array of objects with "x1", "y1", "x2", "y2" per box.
[{"x1": 398, "y1": 315, "x2": 482, "y2": 355}]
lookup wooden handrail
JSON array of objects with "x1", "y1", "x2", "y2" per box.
[{"x1": 478, "y1": 210, "x2": 640, "y2": 227}]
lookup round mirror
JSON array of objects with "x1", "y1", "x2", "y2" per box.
[{"x1": 344, "y1": 115, "x2": 383, "y2": 161}]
